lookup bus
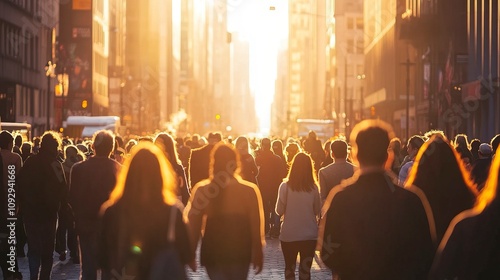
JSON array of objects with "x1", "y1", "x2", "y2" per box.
[
  {"x1": 0, "y1": 122, "x2": 32, "y2": 142},
  {"x1": 296, "y1": 119, "x2": 335, "y2": 141},
  {"x1": 64, "y1": 116, "x2": 120, "y2": 139}
]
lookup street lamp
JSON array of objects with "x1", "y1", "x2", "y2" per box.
[
  {"x1": 45, "y1": 61, "x2": 56, "y2": 131},
  {"x1": 120, "y1": 81, "x2": 125, "y2": 122}
]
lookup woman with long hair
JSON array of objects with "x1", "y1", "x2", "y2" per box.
[
  {"x1": 275, "y1": 152, "x2": 321, "y2": 280},
  {"x1": 99, "y1": 142, "x2": 194, "y2": 279},
  {"x1": 185, "y1": 143, "x2": 265, "y2": 279},
  {"x1": 405, "y1": 135, "x2": 477, "y2": 245},
  {"x1": 154, "y1": 133, "x2": 190, "y2": 205},
  {"x1": 430, "y1": 148, "x2": 500, "y2": 279},
  {"x1": 235, "y1": 136, "x2": 258, "y2": 184}
]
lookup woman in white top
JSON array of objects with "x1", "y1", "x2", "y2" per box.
[{"x1": 275, "y1": 152, "x2": 321, "y2": 280}]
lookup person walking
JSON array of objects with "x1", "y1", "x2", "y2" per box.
[
  {"x1": 235, "y1": 136, "x2": 258, "y2": 185},
  {"x1": 320, "y1": 120, "x2": 434, "y2": 279},
  {"x1": 185, "y1": 143, "x2": 265, "y2": 279},
  {"x1": 255, "y1": 138, "x2": 287, "y2": 237},
  {"x1": 99, "y1": 142, "x2": 194, "y2": 279},
  {"x1": 69, "y1": 131, "x2": 120, "y2": 280},
  {"x1": 318, "y1": 139, "x2": 355, "y2": 203},
  {"x1": 275, "y1": 152, "x2": 321, "y2": 280},
  {"x1": 19, "y1": 131, "x2": 67, "y2": 280}
]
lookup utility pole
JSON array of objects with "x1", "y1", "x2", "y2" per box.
[{"x1": 401, "y1": 52, "x2": 415, "y2": 141}]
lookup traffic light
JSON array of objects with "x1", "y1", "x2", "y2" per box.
[
  {"x1": 81, "y1": 99, "x2": 88, "y2": 109},
  {"x1": 215, "y1": 114, "x2": 221, "y2": 120},
  {"x1": 370, "y1": 106, "x2": 376, "y2": 117}
]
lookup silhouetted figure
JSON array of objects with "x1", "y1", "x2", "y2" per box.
[
  {"x1": 470, "y1": 138, "x2": 481, "y2": 163},
  {"x1": 272, "y1": 139, "x2": 288, "y2": 167},
  {"x1": 454, "y1": 134, "x2": 473, "y2": 169},
  {"x1": 0, "y1": 131, "x2": 23, "y2": 279},
  {"x1": 389, "y1": 138, "x2": 403, "y2": 175},
  {"x1": 405, "y1": 135, "x2": 477, "y2": 245},
  {"x1": 185, "y1": 143, "x2": 264, "y2": 279},
  {"x1": 20, "y1": 142, "x2": 33, "y2": 163},
  {"x1": 235, "y1": 136, "x2": 258, "y2": 185},
  {"x1": 471, "y1": 143, "x2": 493, "y2": 191},
  {"x1": 56, "y1": 145, "x2": 84, "y2": 263},
  {"x1": 155, "y1": 133, "x2": 190, "y2": 205},
  {"x1": 491, "y1": 134, "x2": 500, "y2": 155},
  {"x1": 303, "y1": 131, "x2": 324, "y2": 172},
  {"x1": 320, "y1": 120, "x2": 433, "y2": 279},
  {"x1": 398, "y1": 135, "x2": 425, "y2": 185},
  {"x1": 275, "y1": 152, "x2": 321, "y2": 280},
  {"x1": 318, "y1": 139, "x2": 355, "y2": 203},
  {"x1": 100, "y1": 142, "x2": 194, "y2": 280},
  {"x1": 320, "y1": 140, "x2": 333, "y2": 168},
  {"x1": 69, "y1": 131, "x2": 120, "y2": 280},
  {"x1": 430, "y1": 148, "x2": 500, "y2": 279},
  {"x1": 176, "y1": 137, "x2": 191, "y2": 171},
  {"x1": 19, "y1": 131, "x2": 67, "y2": 280},
  {"x1": 255, "y1": 138, "x2": 287, "y2": 236},
  {"x1": 188, "y1": 132, "x2": 221, "y2": 188}
]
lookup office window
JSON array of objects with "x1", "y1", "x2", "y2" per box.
[
  {"x1": 356, "y1": 17, "x2": 364, "y2": 29},
  {"x1": 347, "y1": 39, "x2": 354, "y2": 53},
  {"x1": 356, "y1": 39, "x2": 364, "y2": 54}
]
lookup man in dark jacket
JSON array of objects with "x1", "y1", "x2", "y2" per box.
[
  {"x1": 320, "y1": 120, "x2": 434, "y2": 279},
  {"x1": 69, "y1": 130, "x2": 120, "y2": 280},
  {"x1": 19, "y1": 131, "x2": 67, "y2": 280},
  {"x1": 188, "y1": 132, "x2": 221, "y2": 188},
  {"x1": 255, "y1": 138, "x2": 287, "y2": 237}
]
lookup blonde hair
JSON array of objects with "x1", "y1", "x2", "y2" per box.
[{"x1": 101, "y1": 142, "x2": 178, "y2": 214}]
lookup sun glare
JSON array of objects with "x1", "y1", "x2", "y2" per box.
[{"x1": 228, "y1": 0, "x2": 288, "y2": 135}]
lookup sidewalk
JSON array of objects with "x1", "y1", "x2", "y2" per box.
[{"x1": 14, "y1": 238, "x2": 332, "y2": 279}]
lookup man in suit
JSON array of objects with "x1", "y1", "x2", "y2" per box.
[
  {"x1": 189, "y1": 132, "x2": 222, "y2": 188},
  {"x1": 320, "y1": 120, "x2": 434, "y2": 279},
  {"x1": 318, "y1": 139, "x2": 355, "y2": 203}
]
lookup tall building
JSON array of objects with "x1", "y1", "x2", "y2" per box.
[
  {"x1": 272, "y1": 42, "x2": 289, "y2": 138},
  {"x1": 230, "y1": 33, "x2": 256, "y2": 135},
  {"x1": 0, "y1": 0, "x2": 59, "y2": 135},
  {"x1": 334, "y1": 0, "x2": 364, "y2": 136},
  {"x1": 59, "y1": 0, "x2": 110, "y2": 128},
  {"x1": 287, "y1": 0, "x2": 327, "y2": 135}
]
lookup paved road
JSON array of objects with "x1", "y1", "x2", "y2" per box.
[{"x1": 13, "y1": 237, "x2": 332, "y2": 279}]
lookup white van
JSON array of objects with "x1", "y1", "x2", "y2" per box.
[{"x1": 64, "y1": 116, "x2": 120, "y2": 139}]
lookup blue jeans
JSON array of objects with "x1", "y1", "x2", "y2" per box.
[
  {"x1": 25, "y1": 218, "x2": 57, "y2": 280},
  {"x1": 205, "y1": 263, "x2": 250, "y2": 280}
]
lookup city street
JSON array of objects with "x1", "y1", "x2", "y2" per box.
[{"x1": 16, "y1": 237, "x2": 332, "y2": 279}]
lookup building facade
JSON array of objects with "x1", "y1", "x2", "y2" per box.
[{"x1": 0, "y1": 0, "x2": 59, "y2": 135}]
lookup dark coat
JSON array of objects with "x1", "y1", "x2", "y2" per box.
[
  {"x1": 239, "y1": 153, "x2": 258, "y2": 184},
  {"x1": 188, "y1": 144, "x2": 214, "y2": 188},
  {"x1": 69, "y1": 156, "x2": 120, "y2": 230},
  {"x1": 255, "y1": 150, "x2": 287, "y2": 199},
  {"x1": 19, "y1": 151, "x2": 67, "y2": 223},
  {"x1": 99, "y1": 203, "x2": 193, "y2": 279},
  {"x1": 321, "y1": 171, "x2": 434, "y2": 279}
]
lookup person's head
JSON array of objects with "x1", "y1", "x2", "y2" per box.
[
  {"x1": 92, "y1": 130, "x2": 115, "y2": 157},
  {"x1": 470, "y1": 139, "x2": 481, "y2": 155},
  {"x1": 40, "y1": 131, "x2": 62, "y2": 157},
  {"x1": 125, "y1": 139, "x2": 137, "y2": 154},
  {"x1": 272, "y1": 139, "x2": 284, "y2": 156},
  {"x1": 103, "y1": 142, "x2": 177, "y2": 212},
  {"x1": 286, "y1": 152, "x2": 317, "y2": 192},
  {"x1": 209, "y1": 143, "x2": 240, "y2": 181},
  {"x1": 491, "y1": 134, "x2": 500, "y2": 154},
  {"x1": 285, "y1": 142, "x2": 300, "y2": 163},
  {"x1": 454, "y1": 134, "x2": 469, "y2": 149},
  {"x1": 21, "y1": 142, "x2": 33, "y2": 155},
  {"x1": 406, "y1": 135, "x2": 425, "y2": 158},
  {"x1": 64, "y1": 145, "x2": 80, "y2": 162},
  {"x1": 389, "y1": 138, "x2": 402, "y2": 155},
  {"x1": 235, "y1": 136, "x2": 250, "y2": 155},
  {"x1": 208, "y1": 132, "x2": 222, "y2": 145},
  {"x1": 154, "y1": 133, "x2": 179, "y2": 165},
  {"x1": 0, "y1": 131, "x2": 14, "y2": 150},
  {"x1": 424, "y1": 130, "x2": 446, "y2": 140},
  {"x1": 260, "y1": 138, "x2": 271, "y2": 151},
  {"x1": 14, "y1": 134, "x2": 22, "y2": 148},
  {"x1": 478, "y1": 143, "x2": 493, "y2": 159},
  {"x1": 308, "y1": 130, "x2": 317, "y2": 140},
  {"x1": 330, "y1": 139, "x2": 348, "y2": 160},
  {"x1": 349, "y1": 120, "x2": 394, "y2": 168}
]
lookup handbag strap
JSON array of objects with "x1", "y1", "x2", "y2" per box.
[{"x1": 167, "y1": 205, "x2": 177, "y2": 243}]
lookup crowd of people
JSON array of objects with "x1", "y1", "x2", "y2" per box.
[{"x1": 0, "y1": 121, "x2": 499, "y2": 279}]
